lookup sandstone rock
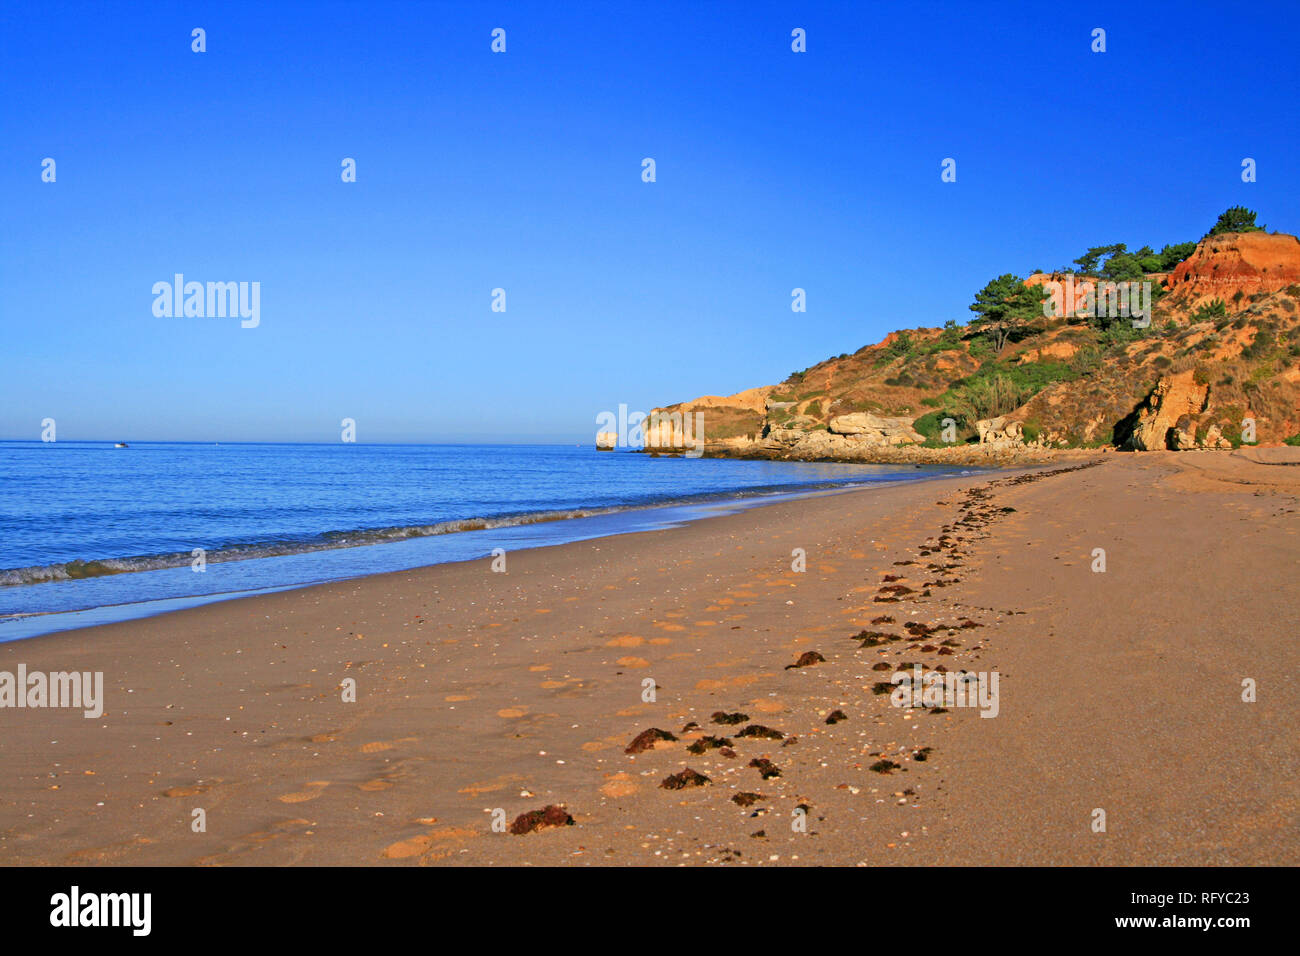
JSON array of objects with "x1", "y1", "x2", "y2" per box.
[
  {"x1": 762, "y1": 425, "x2": 806, "y2": 445},
  {"x1": 1203, "y1": 424, "x2": 1233, "y2": 449},
  {"x1": 1163, "y1": 231, "x2": 1300, "y2": 311},
  {"x1": 976, "y1": 417, "x2": 1024, "y2": 445},
  {"x1": 827, "y1": 412, "x2": 923, "y2": 444},
  {"x1": 643, "y1": 413, "x2": 703, "y2": 451},
  {"x1": 1128, "y1": 371, "x2": 1209, "y2": 451},
  {"x1": 595, "y1": 431, "x2": 618, "y2": 451},
  {"x1": 789, "y1": 429, "x2": 857, "y2": 457}
]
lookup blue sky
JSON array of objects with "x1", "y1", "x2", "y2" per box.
[{"x1": 3, "y1": 0, "x2": 1297, "y2": 442}]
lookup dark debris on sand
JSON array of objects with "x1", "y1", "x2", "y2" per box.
[
  {"x1": 661, "y1": 768, "x2": 711, "y2": 790},
  {"x1": 625, "y1": 727, "x2": 678, "y2": 754},
  {"x1": 687, "y1": 735, "x2": 733, "y2": 755},
  {"x1": 785, "y1": 651, "x2": 826, "y2": 669},
  {"x1": 509, "y1": 805, "x2": 574, "y2": 835},
  {"x1": 735, "y1": 724, "x2": 785, "y2": 740},
  {"x1": 854, "y1": 630, "x2": 900, "y2": 647}
]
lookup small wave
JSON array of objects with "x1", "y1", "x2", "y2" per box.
[
  {"x1": 0, "y1": 470, "x2": 950, "y2": 590},
  {"x1": 0, "y1": 507, "x2": 618, "y2": 587}
]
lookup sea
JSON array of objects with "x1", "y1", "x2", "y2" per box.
[{"x1": 0, "y1": 442, "x2": 970, "y2": 641}]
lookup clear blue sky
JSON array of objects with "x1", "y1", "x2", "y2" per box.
[{"x1": 3, "y1": 0, "x2": 1297, "y2": 442}]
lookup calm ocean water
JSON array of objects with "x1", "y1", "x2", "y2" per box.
[{"x1": 0, "y1": 442, "x2": 966, "y2": 640}]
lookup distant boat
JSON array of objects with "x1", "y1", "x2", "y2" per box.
[{"x1": 114, "y1": 442, "x2": 129, "y2": 448}]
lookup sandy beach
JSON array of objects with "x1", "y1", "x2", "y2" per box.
[{"x1": 1, "y1": 450, "x2": 1296, "y2": 866}]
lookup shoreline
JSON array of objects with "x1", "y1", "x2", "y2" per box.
[
  {"x1": 0, "y1": 465, "x2": 980, "y2": 643},
  {"x1": 1, "y1": 450, "x2": 1295, "y2": 865}
]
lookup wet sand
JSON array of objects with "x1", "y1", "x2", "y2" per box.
[{"x1": 1, "y1": 450, "x2": 1296, "y2": 866}]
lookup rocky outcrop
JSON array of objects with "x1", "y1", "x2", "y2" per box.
[
  {"x1": 707, "y1": 435, "x2": 1101, "y2": 466},
  {"x1": 1203, "y1": 424, "x2": 1233, "y2": 450},
  {"x1": 596, "y1": 431, "x2": 618, "y2": 450},
  {"x1": 1163, "y1": 231, "x2": 1300, "y2": 309},
  {"x1": 762, "y1": 425, "x2": 807, "y2": 445},
  {"x1": 976, "y1": 417, "x2": 1024, "y2": 445},
  {"x1": 827, "y1": 413, "x2": 923, "y2": 445},
  {"x1": 1128, "y1": 371, "x2": 1210, "y2": 451},
  {"x1": 642, "y1": 222, "x2": 1300, "y2": 455}
]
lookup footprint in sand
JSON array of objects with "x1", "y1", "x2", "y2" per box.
[
  {"x1": 699, "y1": 674, "x2": 767, "y2": 691},
  {"x1": 457, "y1": 774, "x2": 524, "y2": 796},
  {"x1": 600, "y1": 772, "x2": 639, "y2": 798},
  {"x1": 66, "y1": 836, "x2": 155, "y2": 863},
  {"x1": 497, "y1": 706, "x2": 528, "y2": 718},
  {"x1": 277, "y1": 781, "x2": 330, "y2": 803},
  {"x1": 381, "y1": 826, "x2": 479, "y2": 862},
  {"x1": 193, "y1": 819, "x2": 314, "y2": 866},
  {"x1": 162, "y1": 784, "x2": 207, "y2": 797},
  {"x1": 605, "y1": 635, "x2": 645, "y2": 647}
]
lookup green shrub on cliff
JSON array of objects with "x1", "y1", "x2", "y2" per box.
[
  {"x1": 968, "y1": 275, "x2": 1048, "y2": 351},
  {"x1": 912, "y1": 410, "x2": 972, "y2": 443},
  {"x1": 933, "y1": 359, "x2": 1078, "y2": 423},
  {"x1": 1207, "y1": 206, "x2": 1264, "y2": 237},
  {"x1": 1191, "y1": 299, "x2": 1228, "y2": 322}
]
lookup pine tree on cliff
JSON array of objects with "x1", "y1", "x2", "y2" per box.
[
  {"x1": 1208, "y1": 206, "x2": 1264, "y2": 237},
  {"x1": 968, "y1": 274, "x2": 1048, "y2": 352}
]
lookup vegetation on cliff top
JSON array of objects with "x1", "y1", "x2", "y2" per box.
[{"x1": 654, "y1": 208, "x2": 1300, "y2": 449}]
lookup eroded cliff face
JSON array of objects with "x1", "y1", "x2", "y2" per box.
[
  {"x1": 1163, "y1": 232, "x2": 1300, "y2": 311},
  {"x1": 1127, "y1": 371, "x2": 1210, "y2": 451},
  {"x1": 644, "y1": 231, "x2": 1300, "y2": 458}
]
